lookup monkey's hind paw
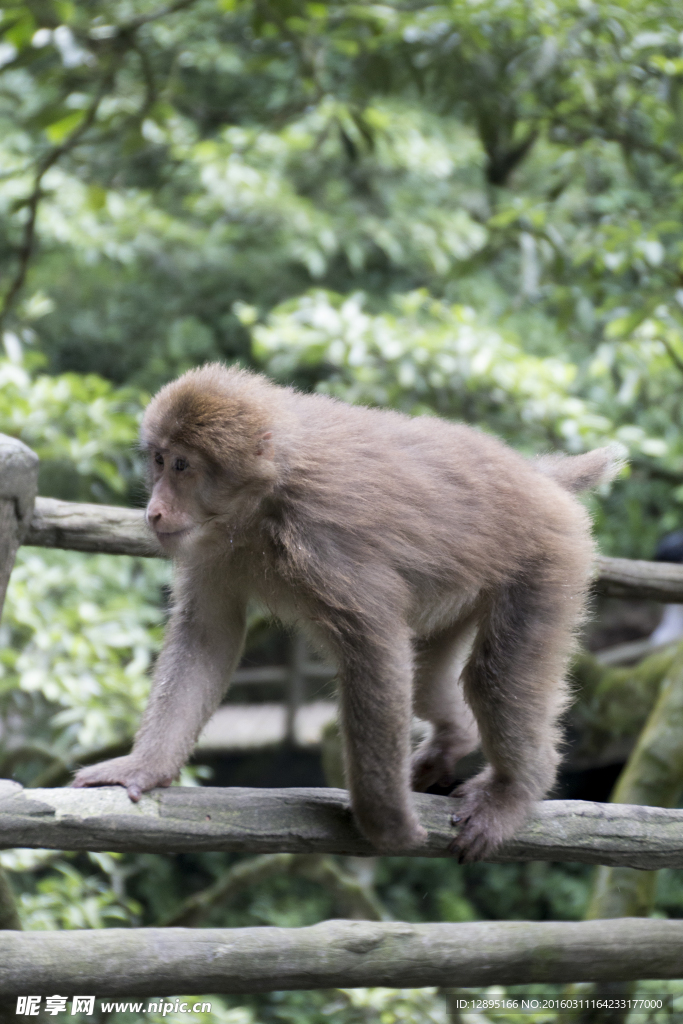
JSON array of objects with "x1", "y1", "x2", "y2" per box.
[
  {"x1": 355, "y1": 808, "x2": 428, "y2": 854},
  {"x1": 369, "y1": 821, "x2": 429, "y2": 855},
  {"x1": 447, "y1": 772, "x2": 532, "y2": 863},
  {"x1": 411, "y1": 745, "x2": 457, "y2": 793},
  {"x1": 72, "y1": 755, "x2": 174, "y2": 803}
]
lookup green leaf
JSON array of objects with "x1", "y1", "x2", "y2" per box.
[
  {"x1": 3, "y1": 11, "x2": 36, "y2": 49},
  {"x1": 45, "y1": 109, "x2": 85, "y2": 143}
]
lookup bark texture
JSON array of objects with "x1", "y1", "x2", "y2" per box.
[
  {"x1": 3, "y1": 783, "x2": 683, "y2": 867},
  {"x1": 25, "y1": 497, "x2": 161, "y2": 557},
  {"x1": 594, "y1": 554, "x2": 683, "y2": 602},
  {"x1": 1, "y1": 919, "x2": 683, "y2": 995}
]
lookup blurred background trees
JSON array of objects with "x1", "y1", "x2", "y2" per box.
[{"x1": 3, "y1": 0, "x2": 683, "y2": 1020}]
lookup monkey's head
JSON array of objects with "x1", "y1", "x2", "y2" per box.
[{"x1": 141, "y1": 364, "x2": 278, "y2": 553}]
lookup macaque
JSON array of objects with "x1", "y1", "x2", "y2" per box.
[{"x1": 73, "y1": 364, "x2": 623, "y2": 860}]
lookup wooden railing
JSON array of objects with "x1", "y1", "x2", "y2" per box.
[
  {"x1": 2, "y1": 432, "x2": 683, "y2": 996},
  {"x1": 24, "y1": 494, "x2": 683, "y2": 603}
]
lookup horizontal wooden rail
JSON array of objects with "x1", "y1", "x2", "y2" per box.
[
  {"x1": 594, "y1": 554, "x2": 683, "y2": 602},
  {"x1": 22, "y1": 498, "x2": 683, "y2": 601},
  {"x1": 2, "y1": 918, "x2": 683, "y2": 995},
  {"x1": 25, "y1": 497, "x2": 161, "y2": 557},
  {"x1": 2, "y1": 782, "x2": 683, "y2": 868}
]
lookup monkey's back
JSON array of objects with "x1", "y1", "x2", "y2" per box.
[{"x1": 276, "y1": 387, "x2": 594, "y2": 618}]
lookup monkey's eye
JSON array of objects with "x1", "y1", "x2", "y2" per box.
[
  {"x1": 154, "y1": 453, "x2": 164, "y2": 466},
  {"x1": 174, "y1": 457, "x2": 188, "y2": 472}
]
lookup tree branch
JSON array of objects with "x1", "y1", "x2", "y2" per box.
[
  {"x1": 660, "y1": 335, "x2": 683, "y2": 380},
  {"x1": 0, "y1": 75, "x2": 114, "y2": 333},
  {"x1": 0, "y1": 0, "x2": 201, "y2": 332},
  {"x1": 587, "y1": 646, "x2": 683, "y2": 920}
]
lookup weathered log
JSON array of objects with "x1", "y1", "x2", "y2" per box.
[
  {"x1": 20, "y1": 498, "x2": 683, "y2": 601},
  {"x1": 0, "y1": 436, "x2": 38, "y2": 937},
  {"x1": 0, "y1": 434, "x2": 38, "y2": 615},
  {"x1": 1, "y1": 918, "x2": 683, "y2": 995},
  {"x1": 24, "y1": 496, "x2": 161, "y2": 557},
  {"x1": 2, "y1": 782, "x2": 683, "y2": 868},
  {"x1": 594, "y1": 554, "x2": 683, "y2": 602}
]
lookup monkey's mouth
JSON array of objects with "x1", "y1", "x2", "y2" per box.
[{"x1": 154, "y1": 527, "x2": 193, "y2": 543}]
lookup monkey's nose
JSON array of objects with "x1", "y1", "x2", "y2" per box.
[{"x1": 147, "y1": 510, "x2": 162, "y2": 528}]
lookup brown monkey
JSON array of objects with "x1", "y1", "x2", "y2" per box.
[{"x1": 73, "y1": 364, "x2": 623, "y2": 860}]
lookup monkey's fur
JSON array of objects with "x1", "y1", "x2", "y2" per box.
[{"x1": 73, "y1": 364, "x2": 623, "y2": 860}]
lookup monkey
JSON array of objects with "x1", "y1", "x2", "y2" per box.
[{"x1": 73, "y1": 363, "x2": 624, "y2": 861}]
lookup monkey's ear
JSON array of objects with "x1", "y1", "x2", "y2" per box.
[{"x1": 256, "y1": 430, "x2": 274, "y2": 459}]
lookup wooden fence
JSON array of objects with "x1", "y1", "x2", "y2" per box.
[
  {"x1": 2, "y1": 432, "x2": 683, "y2": 997},
  {"x1": 25, "y1": 493, "x2": 683, "y2": 603}
]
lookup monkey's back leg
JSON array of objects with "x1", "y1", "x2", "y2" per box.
[
  {"x1": 411, "y1": 616, "x2": 481, "y2": 792},
  {"x1": 452, "y1": 552, "x2": 590, "y2": 862},
  {"x1": 324, "y1": 609, "x2": 427, "y2": 853}
]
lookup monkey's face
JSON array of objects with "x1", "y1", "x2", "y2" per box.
[{"x1": 145, "y1": 445, "x2": 216, "y2": 553}]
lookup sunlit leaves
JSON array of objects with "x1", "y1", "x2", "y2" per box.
[
  {"x1": 253, "y1": 287, "x2": 618, "y2": 449},
  {"x1": 0, "y1": 356, "x2": 144, "y2": 499},
  {"x1": 1, "y1": 547, "x2": 168, "y2": 754}
]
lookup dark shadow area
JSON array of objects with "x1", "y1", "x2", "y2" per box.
[{"x1": 195, "y1": 747, "x2": 328, "y2": 789}]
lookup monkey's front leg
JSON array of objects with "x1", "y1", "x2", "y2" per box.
[
  {"x1": 73, "y1": 585, "x2": 247, "y2": 801},
  {"x1": 336, "y1": 622, "x2": 427, "y2": 853}
]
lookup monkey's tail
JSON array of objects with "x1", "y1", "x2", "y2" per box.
[{"x1": 533, "y1": 443, "x2": 627, "y2": 494}]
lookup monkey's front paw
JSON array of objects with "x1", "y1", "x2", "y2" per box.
[
  {"x1": 448, "y1": 771, "x2": 531, "y2": 863},
  {"x1": 72, "y1": 756, "x2": 174, "y2": 802}
]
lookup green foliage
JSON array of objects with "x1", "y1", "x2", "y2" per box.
[
  {"x1": 0, "y1": 848, "x2": 140, "y2": 930},
  {"x1": 375, "y1": 856, "x2": 591, "y2": 925},
  {"x1": 252, "y1": 288, "x2": 616, "y2": 446},
  {"x1": 0, "y1": 356, "x2": 144, "y2": 501},
  {"x1": 0, "y1": 548, "x2": 168, "y2": 769},
  {"x1": 0, "y1": 353, "x2": 165, "y2": 783},
  {"x1": 5, "y1": 2, "x2": 683, "y2": 1020},
  {"x1": 139, "y1": 987, "x2": 449, "y2": 1024},
  {"x1": 4, "y1": 1, "x2": 683, "y2": 547}
]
